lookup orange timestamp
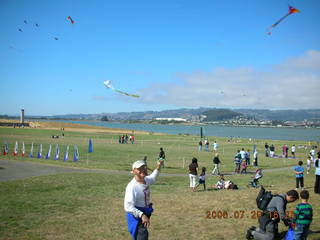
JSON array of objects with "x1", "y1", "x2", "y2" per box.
[{"x1": 205, "y1": 210, "x2": 294, "y2": 220}]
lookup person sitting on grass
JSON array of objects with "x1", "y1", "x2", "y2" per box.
[
  {"x1": 214, "y1": 174, "x2": 238, "y2": 190},
  {"x1": 195, "y1": 167, "x2": 206, "y2": 191},
  {"x1": 214, "y1": 174, "x2": 225, "y2": 190}
]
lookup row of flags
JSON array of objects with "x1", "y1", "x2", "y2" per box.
[{"x1": 2, "y1": 140, "x2": 91, "y2": 162}]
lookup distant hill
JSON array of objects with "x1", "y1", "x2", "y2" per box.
[
  {"x1": 233, "y1": 109, "x2": 320, "y2": 121},
  {"x1": 202, "y1": 109, "x2": 242, "y2": 121},
  {"x1": 25, "y1": 108, "x2": 320, "y2": 122}
]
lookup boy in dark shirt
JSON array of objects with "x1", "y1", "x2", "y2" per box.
[{"x1": 293, "y1": 190, "x2": 313, "y2": 240}]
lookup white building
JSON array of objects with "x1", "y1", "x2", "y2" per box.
[{"x1": 155, "y1": 118, "x2": 187, "y2": 122}]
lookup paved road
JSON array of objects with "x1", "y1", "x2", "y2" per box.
[{"x1": 0, "y1": 159, "x2": 293, "y2": 182}]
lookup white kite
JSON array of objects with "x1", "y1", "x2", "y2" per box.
[{"x1": 103, "y1": 80, "x2": 140, "y2": 98}]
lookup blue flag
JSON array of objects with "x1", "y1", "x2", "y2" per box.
[
  {"x1": 38, "y1": 144, "x2": 43, "y2": 159},
  {"x1": 88, "y1": 138, "x2": 93, "y2": 153},
  {"x1": 54, "y1": 144, "x2": 60, "y2": 160},
  {"x1": 46, "y1": 144, "x2": 52, "y2": 160},
  {"x1": 29, "y1": 142, "x2": 34, "y2": 158},
  {"x1": 64, "y1": 145, "x2": 69, "y2": 162},
  {"x1": 73, "y1": 145, "x2": 79, "y2": 162}
]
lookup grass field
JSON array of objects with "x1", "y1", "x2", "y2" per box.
[{"x1": 0, "y1": 123, "x2": 319, "y2": 239}]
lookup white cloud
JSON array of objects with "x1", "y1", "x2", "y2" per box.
[{"x1": 138, "y1": 50, "x2": 320, "y2": 109}]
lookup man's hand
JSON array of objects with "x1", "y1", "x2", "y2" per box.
[
  {"x1": 141, "y1": 214, "x2": 150, "y2": 228},
  {"x1": 156, "y1": 160, "x2": 164, "y2": 170}
]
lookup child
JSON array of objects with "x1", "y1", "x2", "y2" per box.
[
  {"x1": 240, "y1": 159, "x2": 247, "y2": 174},
  {"x1": 293, "y1": 190, "x2": 313, "y2": 240},
  {"x1": 293, "y1": 161, "x2": 304, "y2": 190},
  {"x1": 251, "y1": 168, "x2": 263, "y2": 187},
  {"x1": 306, "y1": 155, "x2": 312, "y2": 174},
  {"x1": 196, "y1": 167, "x2": 206, "y2": 191},
  {"x1": 215, "y1": 174, "x2": 225, "y2": 190}
]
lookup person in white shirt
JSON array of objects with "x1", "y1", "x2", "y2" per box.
[
  {"x1": 213, "y1": 141, "x2": 218, "y2": 152},
  {"x1": 307, "y1": 155, "x2": 312, "y2": 174},
  {"x1": 124, "y1": 159, "x2": 163, "y2": 240},
  {"x1": 310, "y1": 148, "x2": 315, "y2": 161},
  {"x1": 291, "y1": 145, "x2": 296, "y2": 158},
  {"x1": 253, "y1": 150, "x2": 258, "y2": 167},
  {"x1": 240, "y1": 148, "x2": 246, "y2": 160}
]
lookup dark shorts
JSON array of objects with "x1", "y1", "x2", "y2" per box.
[{"x1": 199, "y1": 179, "x2": 205, "y2": 184}]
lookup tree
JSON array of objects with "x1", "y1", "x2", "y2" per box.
[{"x1": 101, "y1": 116, "x2": 109, "y2": 121}]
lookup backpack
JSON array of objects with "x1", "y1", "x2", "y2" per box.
[{"x1": 256, "y1": 186, "x2": 273, "y2": 211}]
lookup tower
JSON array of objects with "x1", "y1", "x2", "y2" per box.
[{"x1": 20, "y1": 109, "x2": 25, "y2": 124}]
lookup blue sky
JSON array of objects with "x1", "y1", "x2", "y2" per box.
[{"x1": 1, "y1": 0, "x2": 319, "y2": 116}]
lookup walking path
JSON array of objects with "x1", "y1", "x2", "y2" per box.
[{"x1": 0, "y1": 159, "x2": 294, "y2": 182}]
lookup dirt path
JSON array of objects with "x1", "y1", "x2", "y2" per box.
[{"x1": 0, "y1": 159, "x2": 294, "y2": 182}]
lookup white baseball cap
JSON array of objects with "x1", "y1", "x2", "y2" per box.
[{"x1": 132, "y1": 160, "x2": 147, "y2": 170}]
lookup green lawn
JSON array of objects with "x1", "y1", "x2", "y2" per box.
[
  {"x1": 0, "y1": 127, "x2": 315, "y2": 173},
  {"x1": 0, "y1": 127, "x2": 319, "y2": 239}
]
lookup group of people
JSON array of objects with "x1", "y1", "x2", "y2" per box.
[
  {"x1": 123, "y1": 143, "x2": 320, "y2": 240},
  {"x1": 234, "y1": 148, "x2": 259, "y2": 174},
  {"x1": 198, "y1": 139, "x2": 218, "y2": 152},
  {"x1": 188, "y1": 154, "x2": 240, "y2": 191},
  {"x1": 247, "y1": 189, "x2": 313, "y2": 240},
  {"x1": 119, "y1": 134, "x2": 135, "y2": 144}
]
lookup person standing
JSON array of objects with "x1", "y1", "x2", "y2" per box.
[
  {"x1": 240, "y1": 160, "x2": 247, "y2": 174},
  {"x1": 269, "y1": 144, "x2": 275, "y2": 157},
  {"x1": 293, "y1": 161, "x2": 304, "y2": 190},
  {"x1": 212, "y1": 153, "x2": 221, "y2": 175},
  {"x1": 245, "y1": 149, "x2": 251, "y2": 165},
  {"x1": 189, "y1": 157, "x2": 198, "y2": 192},
  {"x1": 234, "y1": 150, "x2": 241, "y2": 174},
  {"x1": 291, "y1": 145, "x2": 296, "y2": 158},
  {"x1": 310, "y1": 147, "x2": 315, "y2": 161},
  {"x1": 253, "y1": 150, "x2": 258, "y2": 167},
  {"x1": 285, "y1": 145, "x2": 289, "y2": 158},
  {"x1": 293, "y1": 190, "x2": 313, "y2": 240},
  {"x1": 124, "y1": 159, "x2": 163, "y2": 240},
  {"x1": 158, "y1": 147, "x2": 166, "y2": 167},
  {"x1": 198, "y1": 140, "x2": 202, "y2": 152},
  {"x1": 306, "y1": 155, "x2": 312, "y2": 174},
  {"x1": 264, "y1": 142, "x2": 269, "y2": 157},
  {"x1": 195, "y1": 167, "x2": 206, "y2": 191},
  {"x1": 205, "y1": 139, "x2": 210, "y2": 152},
  {"x1": 314, "y1": 158, "x2": 320, "y2": 194},
  {"x1": 213, "y1": 141, "x2": 218, "y2": 153},
  {"x1": 240, "y1": 148, "x2": 246, "y2": 161}
]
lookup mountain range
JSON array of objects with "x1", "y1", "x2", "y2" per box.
[{"x1": 41, "y1": 108, "x2": 320, "y2": 122}]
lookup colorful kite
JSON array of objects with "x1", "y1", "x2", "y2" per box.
[
  {"x1": 267, "y1": 5, "x2": 300, "y2": 35},
  {"x1": 103, "y1": 80, "x2": 140, "y2": 98},
  {"x1": 67, "y1": 16, "x2": 74, "y2": 24}
]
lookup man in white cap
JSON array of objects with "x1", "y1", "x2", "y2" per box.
[{"x1": 124, "y1": 159, "x2": 163, "y2": 240}]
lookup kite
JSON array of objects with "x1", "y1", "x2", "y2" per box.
[
  {"x1": 54, "y1": 37, "x2": 59, "y2": 40},
  {"x1": 18, "y1": 28, "x2": 23, "y2": 32},
  {"x1": 103, "y1": 80, "x2": 140, "y2": 98},
  {"x1": 67, "y1": 16, "x2": 74, "y2": 24},
  {"x1": 24, "y1": 20, "x2": 27, "y2": 24},
  {"x1": 267, "y1": 5, "x2": 300, "y2": 35}
]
